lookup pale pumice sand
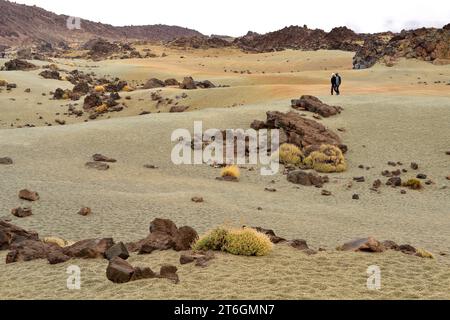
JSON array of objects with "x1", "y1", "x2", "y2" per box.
[{"x1": 0, "y1": 49, "x2": 449, "y2": 299}]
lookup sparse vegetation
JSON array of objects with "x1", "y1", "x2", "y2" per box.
[
  {"x1": 277, "y1": 143, "x2": 304, "y2": 166},
  {"x1": 303, "y1": 144, "x2": 347, "y2": 173},
  {"x1": 193, "y1": 227, "x2": 273, "y2": 256},
  {"x1": 94, "y1": 85, "x2": 105, "y2": 93},
  {"x1": 220, "y1": 165, "x2": 241, "y2": 179},
  {"x1": 403, "y1": 178, "x2": 422, "y2": 190},
  {"x1": 43, "y1": 236, "x2": 73, "y2": 248},
  {"x1": 416, "y1": 248, "x2": 434, "y2": 259}
]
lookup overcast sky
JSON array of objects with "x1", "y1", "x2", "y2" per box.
[{"x1": 14, "y1": 0, "x2": 450, "y2": 36}]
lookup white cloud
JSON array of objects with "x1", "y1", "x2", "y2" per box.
[{"x1": 13, "y1": 0, "x2": 450, "y2": 36}]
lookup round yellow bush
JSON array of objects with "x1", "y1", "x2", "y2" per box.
[
  {"x1": 192, "y1": 227, "x2": 228, "y2": 252},
  {"x1": 303, "y1": 144, "x2": 347, "y2": 173},
  {"x1": 278, "y1": 143, "x2": 303, "y2": 166},
  {"x1": 122, "y1": 85, "x2": 134, "y2": 92},
  {"x1": 192, "y1": 227, "x2": 273, "y2": 256},
  {"x1": 403, "y1": 179, "x2": 422, "y2": 190},
  {"x1": 0, "y1": 80, "x2": 8, "y2": 87},
  {"x1": 224, "y1": 228, "x2": 273, "y2": 256},
  {"x1": 95, "y1": 104, "x2": 108, "y2": 113},
  {"x1": 220, "y1": 165, "x2": 240, "y2": 179},
  {"x1": 94, "y1": 85, "x2": 105, "y2": 93}
]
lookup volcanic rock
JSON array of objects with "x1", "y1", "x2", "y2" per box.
[{"x1": 291, "y1": 95, "x2": 343, "y2": 118}]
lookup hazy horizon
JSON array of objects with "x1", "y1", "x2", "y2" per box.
[{"x1": 10, "y1": 0, "x2": 450, "y2": 37}]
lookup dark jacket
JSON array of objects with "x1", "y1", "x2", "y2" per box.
[{"x1": 331, "y1": 75, "x2": 337, "y2": 85}]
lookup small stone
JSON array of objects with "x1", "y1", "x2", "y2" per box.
[
  {"x1": 143, "y1": 164, "x2": 158, "y2": 169},
  {"x1": 18, "y1": 189, "x2": 40, "y2": 201},
  {"x1": 78, "y1": 207, "x2": 92, "y2": 216},
  {"x1": 92, "y1": 154, "x2": 117, "y2": 163},
  {"x1": 352, "y1": 194, "x2": 360, "y2": 200},
  {"x1": 416, "y1": 174, "x2": 427, "y2": 179},
  {"x1": 0, "y1": 157, "x2": 13, "y2": 165},
  {"x1": 386, "y1": 177, "x2": 402, "y2": 187},
  {"x1": 264, "y1": 188, "x2": 277, "y2": 192},
  {"x1": 321, "y1": 190, "x2": 332, "y2": 196},
  {"x1": 372, "y1": 179, "x2": 382, "y2": 189},
  {"x1": 353, "y1": 177, "x2": 365, "y2": 183},
  {"x1": 400, "y1": 190, "x2": 407, "y2": 194},
  {"x1": 85, "y1": 162, "x2": 109, "y2": 170},
  {"x1": 410, "y1": 162, "x2": 419, "y2": 170},
  {"x1": 191, "y1": 197, "x2": 204, "y2": 203},
  {"x1": 387, "y1": 161, "x2": 397, "y2": 167},
  {"x1": 11, "y1": 207, "x2": 33, "y2": 218}
]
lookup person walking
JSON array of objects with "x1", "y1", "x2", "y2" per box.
[
  {"x1": 334, "y1": 73, "x2": 342, "y2": 95},
  {"x1": 330, "y1": 73, "x2": 337, "y2": 95}
]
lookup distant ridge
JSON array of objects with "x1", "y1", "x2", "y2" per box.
[{"x1": 0, "y1": 0, "x2": 203, "y2": 47}]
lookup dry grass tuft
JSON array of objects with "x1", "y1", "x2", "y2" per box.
[
  {"x1": 303, "y1": 144, "x2": 347, "y2": 173},
  {"x1": 193, "y1": 227, "x2": 273, "y2": 256},
  {"x1": 277, "y1": 143, "x2": 304, "y2": 166},
  {"x1": 221, "y1": 165, "x2": 241, "y2": 179}
]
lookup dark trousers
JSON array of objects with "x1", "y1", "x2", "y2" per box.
[{"x1": 331, "y1": 85, "x2": 340, "y2": 95}]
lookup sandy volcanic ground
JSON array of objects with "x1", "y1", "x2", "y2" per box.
[{"x1": 0, "y1": 48, "x2": 449, "y2": 299}]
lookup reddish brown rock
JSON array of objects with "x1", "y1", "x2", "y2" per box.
[
  {"x1": 253, "y1": 111, "x2": 342, "y2": 152},
  {"x1": 287, "y1": 170, "x2": 327, "y2": 187},
  {"x1": 174, "y1": 226, "x2": 198, "y2": 251},
  {"x1": 179, "y1": 77, "x2": 197, "y2": 90},
  {"x1": 78, "y1": 207, "x2": 92, "y2": 216},
  {"x1": 106, "y1": 257, "x2": 135, "y2": 283},
  {"x1": 291, "y1": 95, "x2": 343, "y2": 118},
  {"x1": 6, "y1": 240, "x2": 63, "y2": 264},
  {"x1": 289, "y1": 239, "x2": 309, "y2": 251},
  {"x1": 142, "y1": 78, "x2": 165, "y2": 89},
  {"x1": 131, "y1": 267, "x2": 156, "y2": 281},
  {"x1": 63, "y1": 238, "x2": 114, "y2": 259},
  {"x1": 0, "y1": 221, "x2": 39, "y2": 250},
  {"x1": 92, "y1": 154, "x2": 117, "y2": 163},
  {"x1": 250, "y1": 227, "x2": 286, "y2": 244},
  {"x1": 338, "y1": 237, "x2": 385, "y2": 253},
  {"x1": 105, "y1": 242, "x2": 130, "y2": 260},
  {"x1": 170, "y1": 106, "x2": 189, "y2": 113},
  {"x1": 129, "y1": 218, "x2": 198, "y2": 254},
  {"x1": 18, "y1": 189, "x2": 40, "y2": 201},
  {"x1": 11, "y1": 207, "x2": 32, "y2": 218},
  {"x1": 159, "y1": 264, "x2": 179, "y2": 284}
]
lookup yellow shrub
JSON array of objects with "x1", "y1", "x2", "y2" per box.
[
  {"x1": 94, "y1": 85, "x2": 105, "y2": 93},
  {"x1": 303, "y1": 144, "x2": 347, "y2": 173},
  {"x1": 95, "y1": 104, "x2": 108, "y2": 113},
  {"x1": 122, "y1": 85, "x2": 134, "y2": 92},
  {"x1": 43, "y1": 236, "x2": 70, "y2": 248},
  {"x1": 62, "y1": 92, "x2": 70, "y2": 100},
  {"x1": 416, "y1": 248, "x2": 434, "y2": 259},
  {"x1": 0, "y1": 80, "x2": 7, "y2": 86},
  {"x1": 403, "y1": 179, "x2": 422, "y2": 190},
  {"x1": 224, "y1": 228, "x2": 273, "y2": 256},
  {"x1": 278, "y1": 143, "x2": 303, "y2": 166},
  {"x1": 221, "y1": 165, "x2": 240, "y2": 179},
  {"x1": 192, "y1": 227, "x2": 273, "y2": 256},
  {"x1": 192, "y1": 227, "x2": 228, "y2": 252}
]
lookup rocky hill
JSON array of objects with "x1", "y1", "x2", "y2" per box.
[
  {"x1": 233, "y1": 25, "x2": 364, "y2": 53},
  {"x1": 0, "y1": 0, "x2": 203, "y2": 47},
  {"x1": 353, "y1": 27, "x2": 450, "y2": 69}
]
